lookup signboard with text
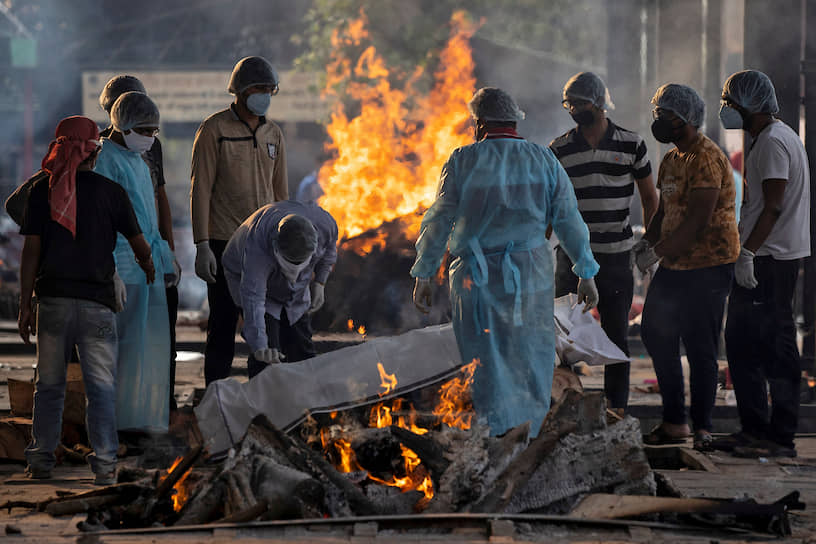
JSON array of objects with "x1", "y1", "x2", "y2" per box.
[{"x1": 82, "y1": 69, "x2": 329, "y2": 124}]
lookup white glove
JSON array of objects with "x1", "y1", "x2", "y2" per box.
[
  {"x1": 113, "y1": 270, "x2": 127, "y2": 313},
  {"x1": 195, "y1": 241, "x2": 218, "y2": 283},
  {"x1": 413, "y1": 277, "x2": 432, "y2": 314},
  {"x1": 735, "y1": 246, "x2": 758, "y2": 289},
  {"x1": 166, "y1": 257, "x2": 182, "y2": 288},
  {"x1": 633, "y1": 239, "x2": 660, "y2": 273},
  {"x1": 309, "y1": 282, "x2": 325, "y2": 314},
  {"x1": 576, "y1": 277, "x2": 599, "y2": 313},
  {"x1": 253, "y1": 347, "x2": 281, "y2": 364}
]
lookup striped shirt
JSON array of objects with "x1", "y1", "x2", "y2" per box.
[{"x1": 550, "y1": 120, "x2": 651, "y2": 253}]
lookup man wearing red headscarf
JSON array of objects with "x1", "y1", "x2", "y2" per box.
[{"x1": 19, "y1": 116, "x2": 154, "y2": 485}]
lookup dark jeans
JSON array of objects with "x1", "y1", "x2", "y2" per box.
[
  {"x1": 640, "y1": 263, "x2": 734, "y2": 431},
  {"x1": 555, "y1": 246, "x2": 633, "y2": 409},
  {"x1": 204, "y1": 239, "x2": 240, "y2": 385},
  {"x1": 246, "y1": 311, "x2": 317, "y2": 379},
  {"x1": 725, "y1": 257, "x2": 801, "y2": 448},
  {"x1": 166, "y1": 285, "x2": 178, "y2": 409}
]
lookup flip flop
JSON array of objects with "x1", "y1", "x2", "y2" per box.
[
  {"x1": 693, "y1": 431, "x2": 714, "y2": 452},
  {"x1": 643, "y1": 424, "x2": 689, "y2": 445}
]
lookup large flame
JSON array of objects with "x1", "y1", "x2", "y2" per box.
[
  {"x1": 161, "y1": 456, "x2": 193, "y2": 513},
  {"x1": 433, "y1": 358, "x2": 480, "y2": 430},
  {"x1": 318, "y1": 10, "x2": 478, "y2": 244}
]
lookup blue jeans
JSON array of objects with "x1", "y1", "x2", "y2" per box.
[
  {"x1": 25, "y1": 297, "x2": 118, "y2": 475},
  {"x1": 641, "y1": 264, "x2": 734, "y2": 431}
]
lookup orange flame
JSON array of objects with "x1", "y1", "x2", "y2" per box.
[
  {"x1": 433, "y1": 358, "x2": 479, "y2": 430},
  {"x1": 318, "y1": 10, "x2": 478, "y2": 241},
  {"x1": 161, "y1": 456, "x2": 193, "y2": 513}
]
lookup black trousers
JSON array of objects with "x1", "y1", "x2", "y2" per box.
[
  {"x1": 204, "y1": 239, "x2": 240, "y2": 385},
  {"x1": 555, "y1": 246, "x2": 633, "y2": 409},
  {"x1": 641, "y1": 263, "x2": 733, "y2": 431},
  {"x1": 166, "y1": 285, "x2": 178, "y2": 410},
  {"x1": 246, "y1": 311, "x2": 317, "y2": 379},
  {"x1": 725, "y1": 257, "x2": 801, "y2": 448}
]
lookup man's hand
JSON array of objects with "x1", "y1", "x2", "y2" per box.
[
  {"x1": 137, "y1": 255, "x2": 155, "y2": 284},
  {"x1": 18, "y1": 298, "x2": 34, "y2": 344},
  {"x1": 253, "y1": 347, "x2": 282, "y2": 364},
  {"x1": 633, "y1": 239, "x2": 660, "y2": 273},
  {"x1": 413, "y1": 278, "x2": 432, "y2": 314},
  {"x1": 195, "y1": 241, "x2": 218, "y2": 283},
  {"x1": 113, "y1": 270, "x2": 127, "y2": 312},
  {"x1": 309, "y1": 282, "x2": 325, "y2": 314},
  {"x1": 735, "y1": 246, "x2": 758, "y2": 289},
  {"x1": 576, "y1": 277, "x2": 599, "y2": 313}
]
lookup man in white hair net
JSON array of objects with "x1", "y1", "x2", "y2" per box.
[
  {"x1": 637, "y1": 84, "x2": 739, "y2": 451},
  {"x1": 221, "y1": 201, "x2": 337, "y2": 379},
  {"x1": 191, "y1": 56, "x2": 289, "y2": 385},
  {"x1": 715, "y1": 70, "x2": 810, "y2": 458},
  {"x1": 411, "y1": 87, "x2": 599, "y2": 436},
  {"x1": 95, "y1": 91, "x2": 176, "y2": 434},
  {"x1": 550, "y1": 72, "x2": 658, "y2": 415}
]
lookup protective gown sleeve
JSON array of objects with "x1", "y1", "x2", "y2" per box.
[
  {"x1": 239, "y1": 226, "x2": 276, "y2": 352},
  {"x1": 410, "y1": 154, "x2": 459, "y2": 279},
  {"x1": 548, "y1": 157, "x2": 599, "y2": 279}
]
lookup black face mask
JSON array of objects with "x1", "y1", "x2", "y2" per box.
[
  {"x1": 570, "y1": 109, "x2": 595, "y2": 126},
  {"x1": 651, "y1": 117, "x2": 685, "y2": 143}
]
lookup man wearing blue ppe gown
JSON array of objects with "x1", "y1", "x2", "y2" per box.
[
  {"x1": 222, "y1": 201, "x2": 338, "y2": 379},
  {"x1": 411, "y1": 87, "x2": 600, "y2": 436}
]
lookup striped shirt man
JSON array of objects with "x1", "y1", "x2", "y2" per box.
[{"x1": 550, "y1": 121, "x2": 652, "y2": 254}]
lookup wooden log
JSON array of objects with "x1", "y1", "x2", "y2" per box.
[
  {"x1": 45, "y1": 495, "x2": 122, "y2": 516},
  {"x1": 155, "y1": 445, "x2": 203, "y2": 498},
  {"x1": 540, "y1": 389, "x2": 606, "y2": 436},
  {"x1": 174, "y1": 478, "x2": 227, "y2": 526},
  {"x1": 389, "y1": 425, "x2": 450, "y2": 481},
  {"x1": 349, "y1": 427, "x2": 403, "y2": 476},
  {"x1": 42, "y1": 483, "x2": 144, "y2": 516},
  {"x1": 214, "y1": 499, "x2": 269, "y2": 523},
  {"x1": 482, "y1": 422, "x2": 530, "y2": 492},
  {"x1": 570, "y1": 493, "x2": 726, "y2": 519},
  {"x1": 550, "y1": 367, "x2": 583, "y2": 406},
  {"x1": 0, "y1": 417, "x2": 31, "y2": 461}
]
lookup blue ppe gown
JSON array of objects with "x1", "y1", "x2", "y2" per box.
[
  {"x1": 411, "y1": 136, "x2": 598, "y2": 436},
  {"x1": 95, "y1": 139, "x2": 175, "y2": 432}
]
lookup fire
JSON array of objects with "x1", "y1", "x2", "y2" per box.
[
  {"x1": 318, "y1": 10, "x2": 478, "y2": 241},
  {"x1": 433, "y1": 359, "x2": 479, "y2": 430},
  {"x1": 161, "y1": 456, "x2": 192, "y2": 513}
]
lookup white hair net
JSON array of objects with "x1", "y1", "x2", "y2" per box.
[
  {"x1": 563, "y1": 71, "x2": 615, "y2": 109},
  {"x1": 468, "y1": 87, "x2": 525, "y2": 122},
  {"x1": 110, "y1": 91, "x2": 160, "y2": 132},
  {"x1": 99, "y1": 75, "x2": 146, "y2": 113},
  {"x1": 722, "y1": 70, "x2": 779, "y2": 115},
  {"x1": 650, "y1": 83, "x2": 705, "y2": 127}
]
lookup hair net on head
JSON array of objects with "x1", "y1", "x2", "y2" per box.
[
  {"x1": 228, "y1": 56, "x2": 280, "y2": 95},
  {"x1": 468, "y1": 87, "x2": 525, "y2": 122},
  {"x1": 650, "y1": 83, "x2": 705, "y2": 127},
  {"x1": 277, "y1": 214, "x2": 318, "y2": 263},
  {"x1": 110, "y1": 91, "x2": 160, "y2": 132},
  {"x1": 99, "y1": 75, "x2": 146, "y2": 113},
  {"x1": 722, "y1": 70, "x2": 779, "y2": 115},
  {"x1": 563, "y1": 72, "x2": 615, "y2": 109}
]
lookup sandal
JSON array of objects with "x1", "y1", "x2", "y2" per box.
[
  {"x1": 693, "y1": 430, "x2": 714, "y2": 452},
  {"x1": 643, "y1": 424, "x2": 689, "y2": 445}
]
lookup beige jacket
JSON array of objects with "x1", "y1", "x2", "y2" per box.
[{"x1": 191, "y1": 105, "x2": 288, "y2": 242}]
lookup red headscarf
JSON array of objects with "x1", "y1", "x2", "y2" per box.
[{"x1": 40, "y1": 116, "x2": 100, "y2": 238}]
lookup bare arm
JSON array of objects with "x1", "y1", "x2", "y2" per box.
[
  {"x1": 156, "y1": 185, "x2": 175, "y2": 251},
  {"x1": 742, "y1": 179, "x2": 786, "y2": 253},
  {"x1": 654, "y1": 188, "x2": 720, "y2": 258},
  {"x1": 643, "y1": 199, "x2": 664, "y2": 246},
  {"x1": 636, "y1": 173, "x2": 659, "y2": 227},
  {"x1": 127, "y1": 233, "x2": 155, "y2": 283},
  {"x1": 18, "y1": 235, "x2": 41, "y2": 344}
]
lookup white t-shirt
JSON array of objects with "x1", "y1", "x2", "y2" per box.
[{"x1": 740, "y1": 120, "x2": 811, "y2": 260}]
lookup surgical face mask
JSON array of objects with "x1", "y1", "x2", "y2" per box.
[
  {"x1": 246, "y1": 92, "x2": 271, "y2": 116},
  {"x1": 719, "y1": 104, "x2": 744, "y2": 130},
  {"x1": 122, "y1": 130, "x2": 155, "y2": 153},
  {"x1": 651, "y1": 117, "x2": 685, "y2": 144},
  {"x1": 275, "y1": 251, "x2": 311, "y2": 283},
  {"x1": 570, "y1": 109, "x2": 596, "y2": 126}
]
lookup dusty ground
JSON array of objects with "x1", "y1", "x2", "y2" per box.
[{"x1": 2, "y1": 323, "x2": 816, "y2": 542}]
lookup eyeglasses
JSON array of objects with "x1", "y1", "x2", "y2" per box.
[
  {"x1": 651, "y1": 107, "x2": 676, "y2": 120},
  {"x1": 133, "y1": 127, "x2": 160, "y2": 137},
  {"x1": 562, "y1": 98, "x2": 591, "y2": 110}
]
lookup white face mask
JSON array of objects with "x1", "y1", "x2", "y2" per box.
[
  {"x1": 122, "y1": 130, "x2": 155, "y2": 153},
  {"x1": 719, "y1": 104, "x2": 744, "y2": 130},
  {"x1": 275, "y1": 251, "x2": 310, "y2": 283}
]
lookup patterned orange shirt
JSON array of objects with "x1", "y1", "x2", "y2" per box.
[{"x1": 656, "y1": 133, "x2": 740, "y2": 270}]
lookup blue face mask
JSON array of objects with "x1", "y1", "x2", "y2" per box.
[
  {"x1": 719, "y1": 104, "x2": 744, "y2": 130},
  {"x1": 246, "y1": 92, "x2": 271, "y2": 116}
]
